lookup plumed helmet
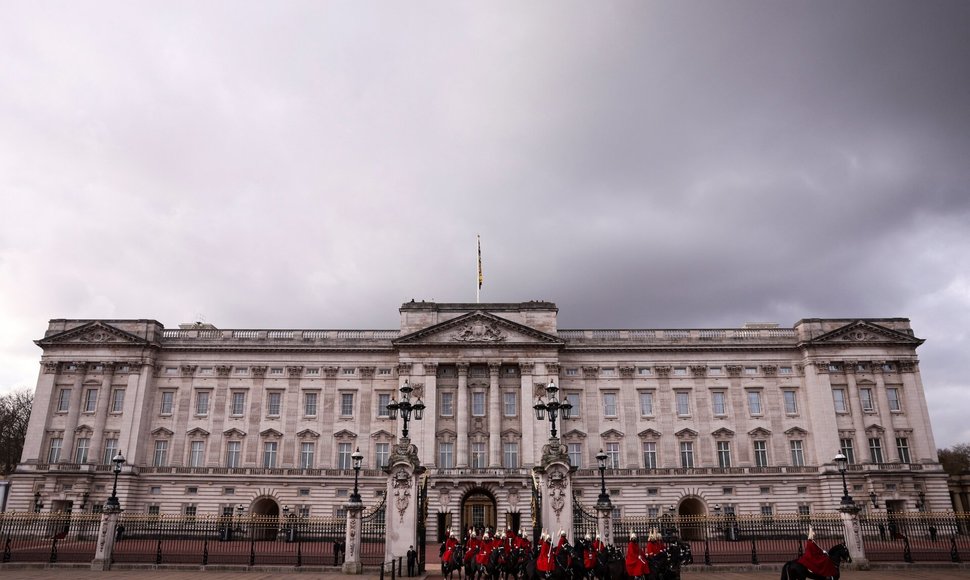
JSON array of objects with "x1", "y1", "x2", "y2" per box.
[
  {"x1": 484, "y1": 533, "x2": 490, "y2": 540},
  {"x1": 630, "y1": 531, "x2": 637, "y2": 539},
  {"x1": 560, "y1": 529, "x2": 566, "y2": 536},
  {"x1": 519, "y1": 529, "x2": 525, "y2": 536},
  {"x1": 451, "y1": 531, "x2": 457, "y2": 538},
  {"x1": 585, "y1": 533, "x2": 592, "y2": 540},
  {"x1": 596, "y1": 534, "x2": 601, "y2": 540},
  {"x1": 471, "y1": 531, "x2": 477, "y2": 538}
]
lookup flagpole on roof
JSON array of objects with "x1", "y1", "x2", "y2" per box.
[{"x1": 477, "y1": 235, "x2": 483, "y2": 304}]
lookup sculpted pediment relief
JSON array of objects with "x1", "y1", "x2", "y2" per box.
[
  {"x1": 36, "y1": 321, "x2": 152, "y2": 347},
  {"x1": 806, "y1": 321, "x2": 923, "y2": 346},
  {"x1": 393, "y1": 311, "x2": 564, "y2": 347}
]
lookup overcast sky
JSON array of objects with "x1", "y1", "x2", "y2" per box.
[{"x1": 1, "y1": 1, "x2": 969, "y2": 448}]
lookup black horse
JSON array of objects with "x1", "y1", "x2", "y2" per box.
[
  {"x1": 441, "y1": 542, "x2": 465, "y2": 580},
  {"x1": 647, "y1": 539, "x2": 693, "y2": 580},
  {"x1": 780, "y1": 543, "x2": 851, "y2": 580}
]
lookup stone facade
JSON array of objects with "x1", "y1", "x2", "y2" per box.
[{"x1": 10, "y1": 301, "x2": 948, "y2": 541}]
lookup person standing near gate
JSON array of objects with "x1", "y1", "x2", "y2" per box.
[{"x1": 407, "y1": 545, "x2": 417, "y2": 576}]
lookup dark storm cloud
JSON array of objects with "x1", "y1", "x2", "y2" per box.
[{"x1": 1, "y1": 1, "x2": 969, "y2": 446}]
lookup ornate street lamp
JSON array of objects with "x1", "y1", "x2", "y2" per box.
[
  {"x1": 916, "y1": 491, "x2": 926, "y2": 511},
  {"x1": 104, "y1": 451, "x2": 126, "y2": 511},
  {"x1": 349, "y1": 447, "x2": 364, "y2": 503},
  {"x1": 387, "y1": 379, "x2": 426, "y2": 439},
  {"x1": 833, "y1": 452, "x2": 854, "y2": 507},
  {"x1": 533, "y1": 380, "x2": 572, "y2": 439},
  {"x1": 33, "y1": 492, "x2": 43, "y2": 513},
  {"x1": 595, "y1": 449, "x2": 612, "y2": 509},
  {"x1": 869, "y1": 490, "x2": 880, "y2": 509}
]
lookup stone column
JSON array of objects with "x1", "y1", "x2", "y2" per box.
[
  {"x1": 456, "y1": 364, "x2": 469, "y2": 468},
  {"x1": 488, "y1": 362, "x2": 502, "y2": 468},
  {"x1": 384, "y1": 438, "x2": 424, "y2": 562},
  {"x1": 64, "y1": 363, "x2": 88, "y2": 461},
  {"x1": 343, "y1": 498, "x2": 364, "y2": 574},
  {"x1": 519, "y1": 363, "x2": 536, "y2": 466},
  {"x1": 535, "y1": 441, "x2": 574, "y2": 541},
  {"x1": 90, "y1": 363, "x2": 116, "y2": 466},
  {"x1": 839, "y1": 504, "x2": 869, "y2": 569},
  {"x1": 419, "y1": 362, "x2": 437, "y2": 467},
  {"x1": 90, "y1": 506, "x2": 121, "y2": 570},
  {"x1": 22, "y1": 361, "x2": 60, "y2": 463}
]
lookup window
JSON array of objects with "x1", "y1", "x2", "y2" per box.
[
  {"x1": 440, "y1": 392, "x2": 454, "y2": 417},
  {"x1": 639, "y1": 392, "x2": 654, "y2": 416},
  {"x1": 839, "y1": 439, "x2": 855, "y2": 464},
  {"x1": 503, "y1": 392, "x2": 517, "y2": 417},
  {"x1": 568, "y1": 443, "x2": 582, "y2": 467},
  {"x1": 471, "y1": 442, "x2": 487, "y2": 468},
  {"x1": 337, "y1": 442, "x2": 352, "y2": 469},
  {"x1": 868, "y1": 437, "x2": 884, "y2": 463},
  {"x1": 304, "y1": 392, "x2": 318, "y2": 416},
  {"x1": 676, "y1": 392, "x2": 690, "y2": 416},
  {"x1": 75, "y1": 437, "x2": 90, "y2": 463},
  {"x1": 231, "y1": 392, "x2": 246, "y2": 416},
  {"x1": 761, "y1": 505, "x2": 774, "y2": 517},
  {"x1": 300, "y1": 442, "x2": 315, "y2": 468},
  {"x1": 267, "y1": 392, "x2": 282, "y2": 416},
  {"x1": 603, "y1": 393, "x2": 618, "y2": 417},
  {"x1": 299, "y1": 505, "x2": 311, "y2": 517},
  {"x1": 226, "y1": 441, "x2": 241, "y2": 468},
  {"x1": 153, "y1": 440, "x2": 169, "y2": 466},
  {"x1": 306, "y1": 368, "x2": 320, "y2": 375},
  {"x1": 377, "y1": 393, "x2": 391, "y2": 417},
  {"x1": 184, "y1": 505, "x2": 197, "y2": 517},
  {"x1": 439, "y1": 442, "x2": 454, "y2": 468},
  {"x1": 887, "y1": 388, "x2": 901, "y2": 412},
  {"x1": 471, "y1": 392, "x2": 486, "y2": 416},
  {"x1": 780, "y1": 366, "x2": 793, "y2": 375},
  {"x1": 102, "y1": 438, "x2": 118, "y2": 465},
  {"x1": 83, "y1": 389, "x2": 98, "y2": 413},
  {"x1": 564, "y1": 393, "x2": 581, "y2": 417},
  {"x1": 48, "y1": 437, "x2": 63, "y2": 463},
  {"x1": 754, "y1": 440, "x2": 768, "y2": 467},
  {"x1": 263, "y1": 441, "x2": 278, "y2": 468},
  {"x1": 744, "y1": 367, "x2": 757, "y2": 375},
  {"x1": 111, "y1": 389, "x2": 125, "y2": 413},
  {"x1": 343, "y1": 367, "x2": 355, "y2": 375},
  {"x1": 832, "y1": 389, "x2": 847, "y2": 413},
  {"x1": 57, "y1": 389, "x2": 71, "y2": 412},
  {"x1": 375, "y1": 442, "x2": 390, "y2": 468},
  {"x1": 789, "y1": 440, "x2": 804, "y2": 466},
  {"x1": 340, "y1": 393, "x2": 354, "y2": 417},
  {"x1": 638, "y1": 367, "x2": 652, "y2": 376},
  {"x1": 160, "y1": 391, "x2": 174, "y2": 415},
  {"x1": 195, "y1": 391, "x2": 210, "y2": 416},
  {"x1": 606, "y1": 442, "x2": 620, "y2": 468},
  {"x1": 603, "y1": 367, "x2": 617, "y2": 377},
  {"x1": 747, "y1": 391, "x2": 763, "y2": 415},
  {"x1": 860, "y1": 388, "x2": 875, "y2": 412},
  {"x1": 711, "y1": 392, "x2": 726, "y2": 416},
  {"x1": 717, "y1": 441, "x2": 732, "y2": 468},
  {"x1": 783, "y1": 391, "x2": 798, "y2": 414},
  {"x1": 503, "y1": 442, "x2": 519, "y2": 467},
  {"x1": 379, "y1": 368, "x2": 392, "y2": 375},
  {"x1": 148, "y1": 505, "x2": 160, "y2": 515},
  {"x1": 270, "y1": 367, "x2": 283, "y2": 375},
  {"x1": 565, "y1": 368, "x2": 578, "y2": 376},
  {"x1": 642, "y1": 441, "x2": 657, "y2": 469},
  {"x1": 189, "y1": 441, "x2": 205, "y2": 467},
  {"x1": 896, "y1": 437, "x2": 910, "y2": 463},
  {"x1": 680, "y1": 442, "x2": 694, "y2": 468}
]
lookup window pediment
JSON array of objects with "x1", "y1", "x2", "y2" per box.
[
  {"x1": 334, "y1": 429, "x2": 358, "y2": 440},
  {"x1": 563, "y1": 429, "x2": 587, "y2": 440},
  {"x1": 151, "y1": 427, "x2": 174, "y2": 437},
  {"x1": 748, "y1": 427, "x2": 772, "y2": 438},
  {"x1": 600, "y1": 428, "x2": 624, "y2": 440},
  {"x1": 675, "y1": 428, "x2": 698, "y2": 439},
  {"x1": 297, "y1": 429, "x2": 320, "y2": 439},
  {"x1": 186, "y1": 428, "x2": 210, "y2": 438},
  {"x1": 223, "y1": 428, "x2": 246, "y2": 438},
  {"x1": 785, "y1": 427, "x2": 808, "y2": 437},
  {"x1": 260, "y1": 428, "x2": 283, "y2": 439},
  {"x1": 711, "y1": 427, "x2": 735, "y2": 438},
  {"x1": 638, "y1": 428, "x2": 662, "y2": 440}
]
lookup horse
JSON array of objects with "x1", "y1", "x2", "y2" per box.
[
  {"x1": 646, "y1": 539, "x2": 693, "y2": 580},
  {"x1": 780, "y1": 543, "x2": 851, "y2": 580},
  {"x1": 593, "y1": 544, "x2": 626, "y2": 580},
  {"x1": 488, "y1": 544, "x2": 527, "y2": 580},
  {"x1": 442, "y1": 542, "x2": 465, "y2": 580}
]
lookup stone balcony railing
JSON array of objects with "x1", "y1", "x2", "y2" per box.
[{"x1": 557, "y1": 328, "x2": 797, "y2": 344}]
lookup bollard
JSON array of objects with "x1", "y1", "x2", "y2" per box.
[{"x1": 379, "y1": 562, "x2": 385, "y2": 580}]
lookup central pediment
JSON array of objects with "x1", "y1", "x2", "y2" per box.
[{"x1": 393, "y1": 311, "x2": 564, "y2": 347}]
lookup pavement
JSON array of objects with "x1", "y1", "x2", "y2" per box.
[{"x1": 2, "y1": 568, "x2": 970, "y2": 580}]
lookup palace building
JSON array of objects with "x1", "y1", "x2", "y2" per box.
[{"x1": 10, "y1": 301, "x2": 948, "y2": 540}]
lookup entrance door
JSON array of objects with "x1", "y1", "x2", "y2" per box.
[
  {"x1": 251, "y1": 497, "x2": 280, "y2": 540},
  {"x1": 462, "y1": 491, "x2": 496, "y2": 534},
  {"x1": 437, "y1": 513, "x2": 454, "y2": 542}
]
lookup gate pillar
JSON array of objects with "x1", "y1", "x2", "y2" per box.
[
  {"x1": 90, "y1": 506, "x2": 121, "y2": 570},
  {"x1": 384, "y1": 437, "x2": 425, "y2": 562},
  {"x1": 343, "y1": 497, "x2": 364, "y2": 574},
  {"x1": 595, "y1": 496, "x2": 614, "y2": 546},
  {"x1": 839, "y1": 504, "x2": 869, "y2": 569},
  {"x1": 534, "y1": 438, "x2": 576, "y2": 541}
]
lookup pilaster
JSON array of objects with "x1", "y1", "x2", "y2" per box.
[
  {"x1": 456, "y1": 364, "x2": 469, "y2": 468},
  {"x1": 488, "y1": 362, "x2": 501, "y2": 467},
  {"x1": 22, "y1": 361, "x2": 59, "y2": 463},
  {"x1": 90, "y1": 362, "x2": 116, "y2": 465},
  {"x1": 420, "y1": 362, "x2": 438, "y2": 467}
]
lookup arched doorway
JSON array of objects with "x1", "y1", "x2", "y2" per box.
[
  {"x1": 676, "y1": 497, "x2": 706, "y2": 541},
  {"x1": 251, "y1": 497, "x2": 280, "y2": 540},
  {"x1": 461, "y1": 489, "x2": 497, "y2": 535}
]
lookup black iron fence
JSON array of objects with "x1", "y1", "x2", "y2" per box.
[
  {"x1": 360, "y1": 497, "x2": 387, "y2": 565},
  {"x1": 0, "y1": 512, "x2": 101, "y2": 564},
  {"x1": 572, "y1": 497, "x2": 599, "y2": 540},
  {"x1": 858, "y1": 511, "x2": 970, "y2": 563},
  {"x1": 616, "y1": 512, "x2": 845, "y2": 565}
]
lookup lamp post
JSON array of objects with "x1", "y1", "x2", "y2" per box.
[
  {"x1": 349, "y1": 447, "x2": 364, "y2": 503},
  {"x1": 386, "y1": 380, "x2": 426, "y2": 440},
  {"x1": 595, "y1": 449, "x2": 612, "y2": 509},
  {"x1": 916, "y1": 491, "x2": 926, "y2": 511},
  {"x1": 33, "y1": 492, "x2": 43, "y2": 513},
  {"x1": 533, "y1": 380, "x2": 572, "y2": 439},
  {"x1": 833, "y1": 452, "x2": 854, "y2": 507},
  {"x1": 104, "y1": 451, "x2": 126, "y2": 511},
  {"x1": 869, "y1": 490, "x2": 880, "y2": 509}
]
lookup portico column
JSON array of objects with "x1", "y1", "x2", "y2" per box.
[
  {"x1": 519, "y1": 363, "x2": 536, "y2": 466},
  {"x1": 488, "y1": 362, "x2": 501, "y2": 467},
  {"x1": 64, "y1": 363, "x2": 88, "y2": 461},
  {"x1": 421, "y1": 362, "x2": 438, "y2": 467},
  {"x1": 22, "y1": 361, "x2": 60, "y2": 463},
  {"x1": 456, "y1": 363, "x2": 469, "y2": 468},
  {"x1": 90, "y1": 362, "x2": 116, "y2": 467}
]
